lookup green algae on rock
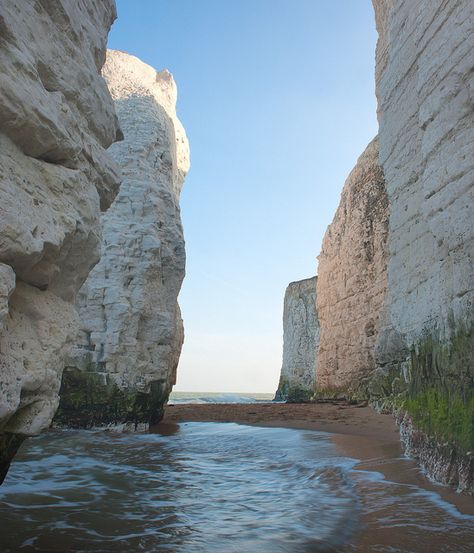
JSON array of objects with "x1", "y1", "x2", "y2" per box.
[
  {"x1": 367, "y1": 325, "x2": 474, "y2": 493},
  {"x1": 395, "y1": 327, "x2": 474, "y2": 492},
  {"x1": 54, "y1": 368, "x2": 170, "y2": 429},
  {"x1": 275, "y1": 378, "x2": 314, "y2": 403}
]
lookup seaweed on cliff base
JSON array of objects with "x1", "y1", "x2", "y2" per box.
[
  {"x1": 403, "y1": 325, "x2": 474, "y2": 453},
  {"x1": 54, "y1": 368, "x2": 170, "y2": 429}
]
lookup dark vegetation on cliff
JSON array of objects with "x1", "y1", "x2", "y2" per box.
[{"x1": 54, "y1": 369, "x2": 170, "y2": 429}]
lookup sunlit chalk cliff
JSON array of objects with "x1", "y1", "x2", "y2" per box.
[
  {"x1": 316, "y1": 138, "x2": 389, "y2": 396},
  {"x1": 275, "y1": 277, "x2": 319, "y2": 402},
  {"x1": 371, "y1": 0, "x2": 474, "y2": 492},
  {"x1": 55, "y1": 51, "x2": 190, "y2": 428},
  {"x1": 0, "y1": 1, "x2": 121, "y2": 482}
]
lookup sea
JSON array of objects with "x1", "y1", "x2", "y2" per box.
[
  {"x1": 168, "y1": 391, "x2": 275, "y2": 404},
  {"x1": 0, "y1": 397, "x2": 473, "y2": 552}
]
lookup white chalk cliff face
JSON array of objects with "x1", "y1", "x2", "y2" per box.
[
  {"x1": 275, "y1": 277, "x2": 319, "y2": 401},
  {"x1": 0, "y1": 1, "x2": 121, "y2": 481},
  {"x1": 316, "y1": 138, "x2": 389, "y2": 394},
  {"x1": 371, "y1": 0, "x2": 474, "y2": 491},
  {"x1": 373, "y1": 0, "x2": 473, "y2": 358},
  {"x1": 57, "y1": 50, "x2": 190, "y2": 427}
]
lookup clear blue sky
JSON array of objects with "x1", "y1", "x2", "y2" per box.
[{"x1": 109, "y1": 0, "x2": 378, "y2": 393}]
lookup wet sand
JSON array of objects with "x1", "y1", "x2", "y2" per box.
[
  {"x1": 161, "y1": 401, "x2": 474, "y2": 515},
  {"x1": 162, "y1": 400, "x2": 397, "y2": 443}
]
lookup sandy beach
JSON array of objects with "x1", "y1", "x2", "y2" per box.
[
  {"x1": 162, "y1": 400, "x2": 397, "y2": 443},
  {"x1": 161, "y1": 401, "x2": 474, "y2": 516}
]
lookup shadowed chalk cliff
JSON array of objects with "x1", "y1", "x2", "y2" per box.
[
  {"x1": 56, "y1": 50, "x2": 190, "y2": 428},
  {"x1": 0, "y1": 0, "x2": 121, "y2": 482}
]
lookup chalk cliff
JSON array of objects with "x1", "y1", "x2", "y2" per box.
[
  {"x1": 372, "y1": 0, "x2": 474, "y2": 491},
  {"x1": 0, "y1": 1, "x2": 121, "y2": 481},
  {"x1": 316, "y1": 138, "x2": 389, "y2": 396},
  {"x1": 275, "y1": 277, "x2": 319, "y2": 402},
  {"x1": 296, "y1": 0, "x2": 473, "y2": 492},
  {"x1": 56, "y1": 51, "x2": 190, "y2": 428}
]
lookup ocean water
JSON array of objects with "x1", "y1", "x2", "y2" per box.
[
  {"x1": 168, "y1": 391, "x2": 275, "y2": 404},
  {"x1": 0, "y1": 423, "x2": 473, "y2": 553}
]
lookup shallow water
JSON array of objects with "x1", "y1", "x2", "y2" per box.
[{"x1": 0, "y1": 423, "x2": 473, "y2": 552}]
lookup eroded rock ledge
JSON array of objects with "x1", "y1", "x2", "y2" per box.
[
  {"x1": 0, "y1": 0, "x2": 121, "y2": 482},
  {"x1": 55, "y1": 51, "x2": 190, "y2": 429}
]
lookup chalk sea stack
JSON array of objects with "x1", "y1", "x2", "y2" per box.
[
  {"x1": 56, "y1": 50, "x2": 190, "y2": 429},
  {"x1": 275, "y1": 277, "x2": 319, "y2": 402}
]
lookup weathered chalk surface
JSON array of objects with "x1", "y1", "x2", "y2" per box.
[
  {"x1": 56, "y1": 50, "x2": 190, "y2": 428},
  {"x1": 316, "y1": 138, "x2": 389, "y2": 396},
  {"x1": 0, "y1": 0, "x2": 121, "y2": 482},
  {"x1": 275, "y1": 277, "x2": 319, "y2": 402},
  {"x1": 372, "y1": 0, "x2": 474, "y2": 492}
]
